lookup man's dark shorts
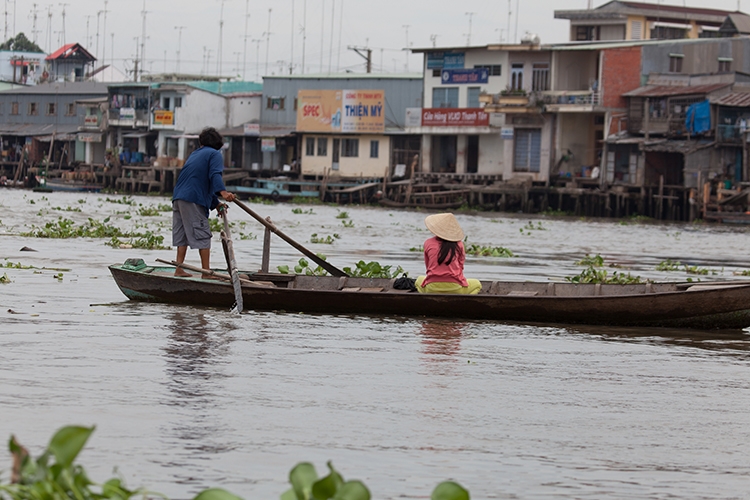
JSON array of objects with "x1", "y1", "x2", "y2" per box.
[{"x1": 172, "y1": 200, "x2": 212, "y2": 249}]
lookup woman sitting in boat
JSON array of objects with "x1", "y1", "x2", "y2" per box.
[{"x1": 416, "y1": 213, "x2": 482, "y2": 295}]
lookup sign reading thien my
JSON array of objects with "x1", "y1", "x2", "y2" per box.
[{"x1": 297, "y1": 89, "x2": 384, "y2": 133}]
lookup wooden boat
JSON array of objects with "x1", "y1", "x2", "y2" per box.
[
  {"x1": 109, "y1": 259, "x2": 750, "y2": 330},
  {"x1": 40, "y1": 177, "x2": 102, "y2": 192}
]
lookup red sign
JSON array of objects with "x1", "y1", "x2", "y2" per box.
[{"x1": 421, "y1": 108, "x2": 489, "y2": 127}]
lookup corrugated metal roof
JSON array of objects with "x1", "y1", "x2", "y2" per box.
[
  {"x1": 0, "y1": 124, "x2": 79, "y2": 136},
  {"x1": 263, "y1": 73, "x2": 422, "y2": 80},
  {"x1": 623, "y1": 83, "x2": 730, "y2": 97},
  {"x1": 45, "y1": 43, "x2": 96, "y2": 62},
  {"x1": 711, "y1": 92, "x2": 750, "y2": 107},
  {"x1": 0, "y1": 81, "x2": 108, "y2": 95}
]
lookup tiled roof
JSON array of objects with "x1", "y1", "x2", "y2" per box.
[
  {"x1": 711, "y1": 92, "x2": 750, "y2": 107},
  {"x1": 623, "y1": 83, "x2": 731, "y2": 97}
]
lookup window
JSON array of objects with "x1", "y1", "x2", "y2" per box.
[
  {"x1": 163, "y1": 97, "x2": 170, "y2": 109},
  {"x1": 651, "y1": 26, "x2": 687, "y2": 40},
  {"x1": 10, "y1": 102, "x2": 18, "y2": 115},
  {"x1": 266, "y1": 96, "x2": 285, "y2": 110},
  {"x1": 342, "y1": 138, "x2": 359, "y2": 157},
  {"x1": 174, "y1": 97, "x2": 182, "y2": 108},
  {"x1": 294, "y1": 98, "x2": 298, "y2": 111},
  {"x1": 432, "y1": 69, "x2": 441, "y2": 77},
  {"x1": 467, "y1": 87, "x2": 481, "y2": 108},
  {"x1": 631, "y1": 20, "x2": 643, "y2": 40},
  {"x1": 66, "y1": 103, "x2": 76, "y2": 116},
  {"x1": 432, "y1": 87, "x2": 459, "y2": 108},
  {"x1": 28, "y1": 102, "x2": 38, "y2": 116},
  {"x1": 576, "y1": 26, "x2": 599, "y2": 41},
  {"x1": 474, "y1": 64, "x2": 501, "y2": 76},
  {"x1": 0, "y1": 103, "x2": 3, "y2": 115},
  {"x1": 511, "y1": 63, "x2": 524, "y2": 91},
  {"x1": 370, "y1": 140, "x2": 379, "y2": 158},
  {"x1": 719, "y1": 58, "x2": 732, "y2": 72},
  {"x1": 514, "y1": 128, "x2": 541, "y2": 173},
  {"x1": 669, "y1": 54, "x2": 683, "y2": 73},
  {"x1": 532, "y1": 63, "x2": 550, "y2": 91},
  {"x1": 317, "y1": 137, "x2": 327, "y2": 156},
  {"x1": 305, "y1": 137, "x2": 315, "y2": 156},
  {"x1": 46, "y1": 102, "x2": 56, "y2": 115}
]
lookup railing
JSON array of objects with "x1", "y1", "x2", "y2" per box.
[
  {"x1": 717, "y1": 124, "x2": 743, "y2": 143},
  {"x1": 540, "y1": 90, "x2": 601, "y2": 107}
]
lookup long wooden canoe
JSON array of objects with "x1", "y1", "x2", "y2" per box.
[{"x1": 109, "y1": 259, "x2": 750, "y2": 330}]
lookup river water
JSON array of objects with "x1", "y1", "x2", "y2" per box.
[{"x1": 1, "y1": 189, "x2": 750, "y2": 499}]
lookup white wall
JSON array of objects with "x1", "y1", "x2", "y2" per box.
[
  {"x1": 228, "y1": 95, "x2": 261, "y2": 127},
  {"x1": 478, "y1": 134, "x2": 504, "y2": 175}
]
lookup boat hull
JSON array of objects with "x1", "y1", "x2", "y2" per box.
[{"x1": 109, "y1": 264, "x2": 750, "y2": 330}]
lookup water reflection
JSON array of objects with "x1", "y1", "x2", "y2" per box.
[
  {"x1": 419, "y1": 320, "x2": 466, "y2": 359},
  {"x1": 161, "y1": 311, "x2": 238, "y2": 458}
]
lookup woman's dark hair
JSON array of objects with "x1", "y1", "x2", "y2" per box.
[
  {"x1": 437, "y1": 238, "x2": 460, "y2": 265},
  {"x1": 199, "y1": 127, "x2": 224, "y2": 150}
]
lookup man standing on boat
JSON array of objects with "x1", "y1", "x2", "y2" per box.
[{"x1": 172, "y1": 127, "x2": 236, "y2": 278}]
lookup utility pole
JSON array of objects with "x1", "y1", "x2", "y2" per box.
[
  {"x1": 132, "y1": 35, "x2": 139, "y2": 81},
  {"x1": 4, "y1": 1, "x2": 8, "y2": 43},
  {"x1": 301, "y1": 0, "x2": 306, "y2": 74},
  {"x1": 252, "y1": 38, "x2": 261, "y2": 80},
  {"x1": 242, "y1": 0, "x2": 249, "y2": 80},
  {"x1": 217, "y1": 0, "x2": 225, "y2": 76},
  {"x1": 174, "y1": 25, "x2": 185, "y2": 73},
  {"x1": 140, "y1": 0, "x2": 148, "y2": 80},
  {"x1": 265, "y1": 8, "x2": 272, "y2": 76},
  {"x1": 102, "y1": 0, "x2": 109, "y2": 67},
  {"x1": 328, "y1": 0, "x2": 334, "y2": 73},
  {"x1": 319, "y1": 0, "x2": 324, "y2": 73},
  {"x1": 465, "y1": 12, "x2": 475, "y2": 46},
  {"x1": 29, "y1": 3, "x2": 40, "y2": 44},
  {"x1": 348, "y1": 45, "x2": 371, "y2": 73},
  {"x1": 402, "y1": 24, "x2": 410, "y2": 72},
  {"x1": 58, "y1": 3, "x2": 68, "y2": 47},
  {"x1": 289, "y1": 0, "x2": 294, "y2": 75}
]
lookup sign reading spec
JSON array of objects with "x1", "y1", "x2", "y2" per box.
[
  {"x1": 297, "y1": 89, "x2": 385, "y2": 133},
  {"x1": 422, "y1": 108, "x2": 489, "y2": 127}
]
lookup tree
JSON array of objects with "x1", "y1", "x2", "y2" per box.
[{"x1": 0, "y1": 33, "x2": 44, "y2": 53}]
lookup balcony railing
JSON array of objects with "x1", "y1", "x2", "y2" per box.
[
  {"x1": 540, "y1": 90, "x2": 601, "y2": 107},
  {"x1": 717, "y1": 124, "x2": 743, "y2": 143}
]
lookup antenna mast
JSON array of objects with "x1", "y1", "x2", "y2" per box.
[
  {"x1": 265, "y1": 8, "x2": 271, "y2": 76},
  {"x1": 290, "y1": 0, "x2": 294, "y2": 74},
  {"x1": 102, "y1": 0, "x2": 109, "y2": 67},
  {"x1": 243, "y1": 0, "x2": 249, "y2": 79},
  {"x1": 140, "y1": 0, "x2": 147, "y2": 80},
  {"x1": 217, "y1": 0, "x2": 225, "y2": 76},
  {"x1": 59, "y1": 3, "x2": 69, "y2": 47},
  {"x1": 174, "y1": 25, "x2": 185, "y2": 73},
  {"x1": 328, "y1": 0, "x2": 334, "y2": 73}
]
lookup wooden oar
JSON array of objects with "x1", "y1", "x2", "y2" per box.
[
  {"x1": 233, "y1": 199, "x2": 348, "y2": 277},
  {"x1": 221, "y1": 210, "x2": 243, "y2": 313},
  {"x1": 155, "y1": 258, "x2": 269, "y2": 288}
]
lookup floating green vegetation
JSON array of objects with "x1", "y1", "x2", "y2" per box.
[
  {"x1": 465, "y1": 243, "x2": 514, "y2": 258},
  {"x1": 209, "y1": 218, "x2": 223, "y2": 233},
  {"x1": 291, "y1": 196, "x2": 324, "y2": 205},
  {"x1": 78, "y1": 199, "x2": 86, "y2": 204},
  {"x1": 0, "y1": 273, "x2": 10, "y2": 284},
  {"x1": 22, "y1": 217, "x2": 124, "y2": 239},
  {"x1": 566, "y1": 265, "x2": 645, "y2": 284},
  {"x1": 54, "y1": 272, "x2": 64, "y2": 281},
  {"x1": 335, "y1": 211, "x2": 349, "y2": 219},
  {"x1": 409, "y1": 245, "x2": 424, "y2": 252},
  {"x1": 575, "y1": 254, "x2": 604, "y2": 267},
  {"x1": 248, "y1": 196, "x2": 276, "y2": 205},
  {"x1": 51, "y1": 206, "x2": 82, "y2": 212},
  {"x1": 104, "y1": 196, "x2": 137, "y2": 206},
  {"x1": 2, "y1": 260, "x2": 35, "y2": 269},
  {"x1": 341, "y1": 219, "x2": 354, "y2": 228},
  {"x1": 735, "y1": 269, "x2": 750, "y2": 276},
  {"x1": 520, "y1": 221, "x2": 545, "y2": 234},
  {"x1": 343, "y1": 260, "x2": 405, "y2": 278},
  {"x1": 238, "y1": 232, "x2": 257, "y2": 240},
  {"x1": 310, "y1": 233, "x2": 339, "y2": 244},
  {"x1": 292, "y1": 208, "x2": 315, "y2": 214},
  {"x1": 684, "y1": 264, "x2": 710, "y2": 275},
  {"x1": 278, "y1": 257, "x2": 329, "y2": 276},
  {"x1": 107, "y1": 232, "x2": 169, "y2": 250},
  {"x1": 656, "y1": 259, "x2": 682, "y2": 271}
]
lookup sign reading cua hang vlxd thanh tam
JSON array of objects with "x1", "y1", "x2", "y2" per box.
[{"x1": 297, "y1": 89, "x2": 385, "y2": 133}]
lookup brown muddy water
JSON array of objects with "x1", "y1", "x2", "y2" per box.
[{"x1": 1, "y1": 189, "x2": 750, "y2": 499}]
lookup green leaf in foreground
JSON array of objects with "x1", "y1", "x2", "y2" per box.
[
  {"x1": 432, "y1": 481, "x2": 470, "y2": 500},
  {"x1": 47, "y1": 425, "x2": 95, "y2": 468},
  {"x1": 193, "y1": 488, "x2": 245, "y2": 500}
]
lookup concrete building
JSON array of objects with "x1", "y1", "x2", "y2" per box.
[
  {"x1": 0, "y1": 50, "x2": 46, "y2": 85},
  {"x1": 260, "y1": 74, "x2": 422, "y2": 178},
  {"x1": 0, "y1": 82, "x2": 108, "y2": 166},
  {"x1": 554, "y1": 1, "x2": 750, "y2": 42},
  {"x1": 45, "y1": 43, "x2": 97, "y2": 83}
]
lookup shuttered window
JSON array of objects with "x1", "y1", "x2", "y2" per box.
[{"x1": 513, "y1": 129, "x2": 541, "y2": 172}]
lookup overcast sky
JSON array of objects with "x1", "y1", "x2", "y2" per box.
[{"x1": 8, "y1": 0, "x2": 749, "y2": 81}]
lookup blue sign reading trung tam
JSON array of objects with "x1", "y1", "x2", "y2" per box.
[{"x1": 441, "y1": 68, "x2": 489, "y2": 85}]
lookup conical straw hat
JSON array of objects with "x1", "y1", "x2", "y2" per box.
[{"x1": 424, "y1": 213, "x2": 464, "y2": 242}]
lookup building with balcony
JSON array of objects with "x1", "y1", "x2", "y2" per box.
[
  {"x1": 45, "y1": 43, "x2": 97, "y2": 83},
  {"x1": 554, "y1": 1, "x2": 750, "y2": 42}
]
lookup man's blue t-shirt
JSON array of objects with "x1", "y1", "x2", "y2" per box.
[{"x1": 172, "y1": 146, "x2": 227, "y2": 215}]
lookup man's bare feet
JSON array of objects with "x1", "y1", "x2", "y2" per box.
[{"x1": 174, "y1": 269, "x2": 192, "y2": 277}]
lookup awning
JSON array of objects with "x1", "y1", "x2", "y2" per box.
[
  {"x1": 122, "y1": 131, "x2": 152, "y2": 138},
  {"x1": 36, "y1": 134, "x2": 77, "y2": 142},
  {"x1": 77, "y1": 132, "x2": 102, "y2": 142},
  {"x1": 0, "y1": 124, "x2": 79, "y2": 137}
]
